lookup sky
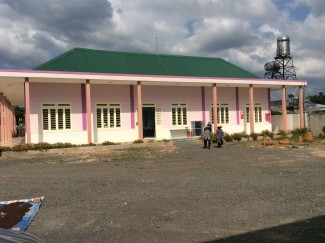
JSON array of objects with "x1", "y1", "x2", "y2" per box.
[{"x1": 0, "y1": 0, "x2": 324, "y2": 99}]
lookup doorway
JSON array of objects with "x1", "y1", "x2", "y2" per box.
[{"x1": 142, "y1": 107, "x2": 156, "y2": 138}]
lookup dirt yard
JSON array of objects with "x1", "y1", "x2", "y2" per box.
[{"x1": 1, "y1": 141, "x2": 325, "y2": 242}]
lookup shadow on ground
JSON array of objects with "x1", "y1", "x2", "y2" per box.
[{"x1": 204, "y1": 215, "x2": 325, "y2": 243}]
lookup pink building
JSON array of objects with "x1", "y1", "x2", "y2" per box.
[{"x1": 0, "y1": 48, "x2": 307, "y2": 144}]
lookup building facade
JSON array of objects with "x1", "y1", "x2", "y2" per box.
[{"x1": 0, "y1": 48, "x2": 307, "y2": 144}]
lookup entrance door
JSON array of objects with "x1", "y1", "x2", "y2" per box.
[{"x1": 142, "y1": 107, "x2": 156, "y2": 138}]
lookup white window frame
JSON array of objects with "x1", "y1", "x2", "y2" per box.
[
  {"x1": 42, "y1": 104, "x2": 71, "y2": 131},
  {"x1": 246, "y1": 103, "x2": 262, "y2": 123},
  {"x1": 96, "y1": 104, "x2": 121, "y2": 129},
  {"x1": 210, "y1": 103, "x2": 229, "y2": 124},
  {"x1": 172, "y1": 103, "x2": 187, "y2": 126}
]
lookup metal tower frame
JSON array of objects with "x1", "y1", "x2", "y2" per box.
[{"x1": 264, "y1": 56, "x2": 297, "y2": 80}]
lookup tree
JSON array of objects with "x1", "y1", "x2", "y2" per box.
[
  {"x1": 15, "y1": 106, "x2": 25, "y2": 137},
  {"x1": 15, "y1": 106, "x2": 25, "y2": 125},
  {"x1": 309, "y1": 92, "x2": 325, "y2": 105}
]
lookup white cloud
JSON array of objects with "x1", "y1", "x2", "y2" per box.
[{"x1": 0, "y1": 0, "x2": 324, "y2": 93}]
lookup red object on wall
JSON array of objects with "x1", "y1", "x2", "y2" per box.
[
  {"x1": 187, "y1": 130, "x2": 192, "y2": 137},
  {"x1": 240, "y1": 114, "x2": 244, "y2": 119},
  {"x1": 265, "y1": 113, "x2": 270, "y2": 121}
]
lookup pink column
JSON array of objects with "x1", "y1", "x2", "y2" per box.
[
  {"x1": 299, "y1": 86, "x2": 304, "y2": 128},
  {"x1": 281, "y1": 85, "x2": 288, "y2": 133},
  {"x1": 13, "y1": 106, "x2": 16, "y2": 137},
  {"x1": 8, "y1": 103, "x2": 12, "y2": 141},
  {"x1": 5, "y1": 99, "x2": 10, "y2": 142},
  {"x1": 24, "y1": 78, "x2": 31, "y2": 144},
  {"x1": 86, "y1": 80, "x2": 92, "y2": 144},
  {"x1": 212, "y1": 84, "x2": 218, "y2": 132},
  {"x1": 10, "y1": 105, "x2": 14, "y2": 139},
  {"x1": 3, "y1": 97, "x2": 8, "y2": 142},
  {"x1": 0, "y1": 93, "x2": 3, "y2": 144},
  {"x1": 249, "y1": 84, "x2": 255, "y2": 134},
  {"x1": 137, "y1": 81, "x2": 143, "y2": 140}
]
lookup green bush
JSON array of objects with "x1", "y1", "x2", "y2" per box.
[
  {"x1": 102, "y1": 141, "x2": 118, "y2": 145},
  {"x1": 232, "y1": 133, "x2": 242, "y2": 142},
  {"x1": 224, "y1": 134, "x2": 233, "y2": 142},
  {"x1": 291, "y1": 128, "x2": 308, "y2": 136},
  {"x1": 53, "y1": 142, "x2": 75, "y2": 148},
  {"x1": 0, "y1": 146, "x2": 11, "y2": 152},
  {"x1": 133, "y1": 139, "x2": 144, "y2": 144},
  {"x1": 277, "y1": 130, "x2": 286, "y2": 136},
  {"x1": 11, "y1": 144, "x2": 34, "y2": 152},
  {"x1": 261, "y1": 130, "x2": 274, "y2": 139},
  {"x1": 250, "y1": 133, "x2": 258, "y2": 141},
  {"x1": 210, "y1": 132, "x2": 217, "y2": 143},
  {"x1": 32, "y1": 142, "x2": 52, "y2": 151}
]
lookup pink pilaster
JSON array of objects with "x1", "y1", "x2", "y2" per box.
[
  {"x1": 24, "y1": 78, "x2": 31, "y2": 144},
  {"x1": 86, "y1": 80, "x2": 92, "y2": 144},
  {"x1": 5, "y1": 99, "x2": 10, "y2": 142},
  {"x1": 10, "y1": 104, "x2": 14, "y2": 139},
  {"x1": 249, "y1": 84, "x2": 254, "y2": 134},
  {"x1": 137, "y1": 81, "x2": 143, "y2": 140},
  {"x1": 299, "y1": 86, "x2": 304, "y2": 128},
  {"x1": 212, "y1": 84, "x2": 218, "y2": 132},
  {"x1": 4, "y1": 99, "x2": 7, "y2": 142},
  {"x1": 281, "y1": 85, "x2": 288, "y2": 133},
  {"x1": 13, "y1": 106, "x2": 16, "y2": 136},
  {"x1": 0, "y1": 93, "x2": 4, "y2": 144}
]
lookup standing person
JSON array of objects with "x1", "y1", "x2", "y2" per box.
[
  {"x1": 216, "y1": 126, "x2": 224, "y2": 148},
  {"x1": 203, "y1": 126, "x2": 211, "y2": 149},
  {"x1": 207, "y1": 122, "x2": 212, "y2": 132}
]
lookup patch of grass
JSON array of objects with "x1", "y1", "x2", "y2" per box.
[{"x1": 110, "y1": 147, "x2": 160, "y2": 161}]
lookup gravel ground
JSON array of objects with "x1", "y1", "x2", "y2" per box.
[{"x1": 1, "y1": 141, "x2": 325, "y2": 242}]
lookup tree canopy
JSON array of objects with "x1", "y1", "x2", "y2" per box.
[{"x1": 309, "y1": 92, "x2": 325, "y2": 105}]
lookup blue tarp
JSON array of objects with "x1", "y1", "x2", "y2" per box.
[{"x1": 0, "y1": 197, "x2": 44, "y2": 231}]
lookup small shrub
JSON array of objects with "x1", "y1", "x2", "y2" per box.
[
  {"x1": 224, "y1": 134, "x2": 233, "y2": 142},
  {"x1": 53, "y1": 142, "x2": 75, "y2": 148},
  {"x1": 277, "y1": 130, "x2": 286, "y2": 136},
  {"x1": 291, "y1": 128, "x2": 308, "y2": 136},
  {"x1": 232, "y1": 133, "x2": 242, "y2": 142},
  {"x1": 261, "y1": 130, "x2": 274, "y2": 139},
  {"x1": 0, "y1": 146, "x2": 11, "y2": 152},
  {"x1": 32, "y1": 142, "x2": 52, "y2": 151},
  {"x1": 11, "y1": 144, "x2": 33, "y2": 152},
  {"x1": 161, "y1": 139, "x2": 170, "y2": 143},
  {"x1": 102, "y1": 141, "x2": 118, "y2": 145},
  {"x1": 322, "y1": 125, "x2": 325, "y2": 135},
  {"x1": 241, "y1": 132, "x2": 249, "y2": 139},
  {"x1": 133, "y1": 139, "x2": 144, "y2": 144},
  {"x1": 210, "y1": 132, "x2": 217, "y2": 143},
  {"x1": 250, "y1": 133, "x2": 258, "y2": 141}
]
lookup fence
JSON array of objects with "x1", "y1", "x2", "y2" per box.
[{"x1": 272, "y1": 113, "x2": 325, "y2": 136}]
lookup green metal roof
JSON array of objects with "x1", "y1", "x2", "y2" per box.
[{"x1": 34, "y1": 48, "x2": 259, "y2": 79}]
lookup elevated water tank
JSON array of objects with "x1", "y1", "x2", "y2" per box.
[
  {"x1": 264, "y1": 61, "x2": 280, "y2": 72},
  {"x1": 276, "y1": 36, "x2": 291, "y2": 58}
]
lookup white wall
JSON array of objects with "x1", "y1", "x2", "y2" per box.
[{"x1": 272, "y1": 113, "x2": 309, "y2": 132}]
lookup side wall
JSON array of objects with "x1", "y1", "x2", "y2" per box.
[
  {"x1": 309, "y1": 113, "x2": 325, "y2": 136},
  {"x1": 272, "y1": 113, "x2": 309, "y2": 132}
]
